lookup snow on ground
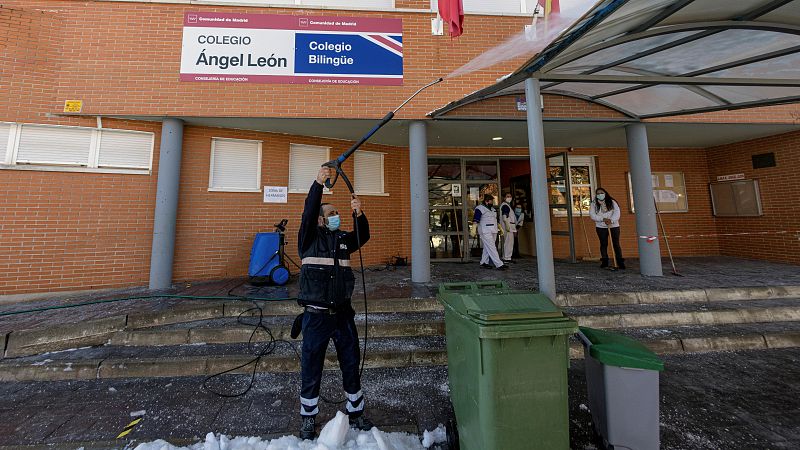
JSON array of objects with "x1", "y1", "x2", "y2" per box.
[{"x1": 133, "y1": 413, "x2": 447, "y2": 450}]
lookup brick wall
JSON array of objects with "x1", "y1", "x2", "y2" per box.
[
  {"x1": 171, "y1": 126, "x2": 411, "y2": 284},
  {"x1": 2, "y1": 0, "x2": 798, "y2": 296},
  {"x1": 0, "y1": 118, "x2": 161, "y2": 295},
  {"x1": 3, "y1": 0, "x2": 531, "y2": 121},
  {"x1": 0, "y1": 6, "x2": 58, "y2": 123},
  {"x1": 706, "y1": 130, "x2": 800, "y2": 264}
]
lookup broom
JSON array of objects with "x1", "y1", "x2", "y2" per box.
[{"x1": 579, "y1": 192, "x2": 600, "y2": 262}]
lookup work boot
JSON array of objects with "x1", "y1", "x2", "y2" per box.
[
  {"x1": 616, "y1": 259, "x2": 626, "y2": 270},
  {"x1": 300, "y1": 416, "x2": 316, "y2": 440},
  {"x1": 349, "y1": 414, "x2": 375, "y2": 431},
  {"x1": 480, "y1": 263, "x2": 492, "y2": 269},
  {"x1": 600, "y1": 258, "x2": 609, "y2": 269},
  {"x1": 497, "y1": 265, "x2": 509, "y2": 271}
]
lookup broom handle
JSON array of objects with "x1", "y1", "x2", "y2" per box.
[
  {"x1": 654, "y1": 197, "x2": 678, "y2": 273},
  {"x1": 578, "y1": 193, "x2": 593, "y2": 259}
]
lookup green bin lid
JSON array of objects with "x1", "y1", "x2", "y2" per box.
[
  {"x1": 579, "y1": 327, "x2": 664, "y2": 371},
  {"x1": 438, "y1": 281, "x2": 564, "y2": 322}
]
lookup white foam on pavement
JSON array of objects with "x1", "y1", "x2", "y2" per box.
[{"x1": 132, "y1": 421, "x2": 447, "y2": 450}]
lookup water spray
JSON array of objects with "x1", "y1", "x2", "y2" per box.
[{"x1": 322, "y1": 77, "x2": 443, "y2": 190}]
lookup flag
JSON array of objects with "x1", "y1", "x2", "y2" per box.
[
  {"x1": 539, "y1": 0, "x2": 561, "y2": 16},
  {"x1": 438, "y1": 0, "x2": 464, "y2": 38}
]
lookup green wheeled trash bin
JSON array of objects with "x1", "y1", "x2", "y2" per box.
[
  {"x1": 577, "y1": 327, "x2": 665, "y2": 450},
  {"x1": 438, "y1": 281, "x2": 578, "y2": 450}
]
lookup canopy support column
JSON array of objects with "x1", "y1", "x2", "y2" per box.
[
  {"x1": 525, "y1": 78, "x2": 556, "y2": 300},
  {"x1": 410, "y1": 121, "x2": 431, "y2": 283},
  {"x1": 149, "y1": 118, "x2": 184, "y2": 290},
  {"x1": 626, "y1": 123, "x2": 663, "y2": 277}
]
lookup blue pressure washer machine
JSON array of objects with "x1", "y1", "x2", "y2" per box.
[{"x1": 248, "y1": 219, "x2": 299, "y2": 286}]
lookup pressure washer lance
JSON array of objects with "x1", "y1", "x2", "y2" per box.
[
  {"x1": 321, "y1": 78, "x2": 444, "y2": 192},
  {"x1": 320, "y1": 77, "x2": 444, "y2": 377}
]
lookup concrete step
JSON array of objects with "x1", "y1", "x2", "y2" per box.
[
  {"x1": 556, "y1": 285, "x2": 800, "y2": 307},
  {"x1": 6, "y1": 297, "x2": 799, "y2": 358},
  {"x1": 2, "y1": 328, "x2": 798, "y2": 382}
]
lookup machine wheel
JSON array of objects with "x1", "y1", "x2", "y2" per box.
[{"x1": 269, "y1": 265, "x2": 290, "y2": 286}]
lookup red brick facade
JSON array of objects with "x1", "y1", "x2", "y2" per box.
[{"x1": 1, "y1": 1, "x2": 798, "y2": 296}]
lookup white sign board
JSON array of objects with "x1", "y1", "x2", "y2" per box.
[
  {"x1": 263, "y1": 186, "x2": 288, "y2": 203},
  {"x1": 717, "y1": 173, "x2": 745, "y2": 182},
  {"x1": 452, "y1": 183, "x2": 462, "y2": 197}
]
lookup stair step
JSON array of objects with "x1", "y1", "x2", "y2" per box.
[
  {"x1": 2, "y1": 330, "x2": 799, "y2": 382},
  {"x1": 5, "y1": 298, "x2": 800, "y2": 357}
]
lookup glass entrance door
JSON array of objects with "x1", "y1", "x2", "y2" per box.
[{"x1": 429, "y1": 158, "x2": 500, "y2": 261}]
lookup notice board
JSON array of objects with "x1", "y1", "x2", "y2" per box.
[
  {"x1": 627, "y1": 172, "x2": 688, "y2": 213},
  {"x1": 710, "y1": 180, "x2": 763, "y2": 217}
]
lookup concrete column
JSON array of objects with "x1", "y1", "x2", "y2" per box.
[
  {"x1": 149, "y1": 118, "x2": 184, "y2": 290},
  {"x1": 409, "y1": 121, "x2": 430, "y2": 283},
  {"x1": 524, "y1": 78, "x2": 556, "y2": 300},
  {"x1": 626, "y1": 123, "x2": 663, "y2": 277}
]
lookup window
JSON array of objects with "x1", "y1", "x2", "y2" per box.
[
  {"x1": 209, "y1": 138, "x2": 262, "y2": 192},
  {"x1": 548, "y1": 155, "x2": 597, "y2": 214},
  {"x1": 98, "y1": 130, "x2": 154, "y2": 169},
  {"x1": 354, "y1": 150, "x2": 386, "y2": 195},
  {"x1": 1, "y1": 122, "x2": 12, "y2": 164},
  {"x1": 16, "y1": 124, "x2": 93, "y2": 166},
  {"x1": 289, "y1": 144, "x2": 330, "y2": 193},
  {"x1": 2, "y1": 123, "x2": 154, "y2": 173}
]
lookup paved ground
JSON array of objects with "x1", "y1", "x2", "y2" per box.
[
  {"x1": 0, "y1": 348, "x2": 798, "y2": 449},
  {"x1": 2, "y1": 256, "x2": 799, "y2": 334}
]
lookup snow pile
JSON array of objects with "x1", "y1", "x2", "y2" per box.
[
  {"x1": 132, "y1": 416, "x2": 447, "y2": 450},
  {"x1": 421, "y1": 425, "x2": 446, "y2": 448}
]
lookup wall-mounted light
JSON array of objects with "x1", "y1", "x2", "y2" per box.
[{"x1": 492, "y1": 137, "x2": 503, "y2": 141}]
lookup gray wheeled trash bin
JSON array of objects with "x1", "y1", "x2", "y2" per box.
[{"x1": 578, "y1": 327, "x2": 665, "y2": 450}]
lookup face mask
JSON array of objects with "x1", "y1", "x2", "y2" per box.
[
  {"x1": 505, "y1": 197, "x2": 512, "y2": 203},
  {"x1": 515, "y1": 208, "x2": 522, "y2": 214},
  {"x1": 597, "y1": 194, "x2": 606, "y2": 201},
  {"x1": 326, "y1": 215, "x2": 340, "y2": 231}
]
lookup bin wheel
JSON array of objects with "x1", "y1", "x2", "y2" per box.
[{"x1": 446, "y1": 418, "x2": 459, "y2": 450}]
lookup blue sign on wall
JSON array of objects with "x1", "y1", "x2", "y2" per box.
[{"x1": 295, "y1": 33, "x2": 403, "y2": 77}]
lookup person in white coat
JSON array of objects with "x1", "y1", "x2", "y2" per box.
[
  {"x1": 589, "y1": 187, "x2": 625, "y2": 269},
  {"x1": 499, "y1": 194, "x2": 517, "y2": 263},
  {"x1": 473, "y1": 194, "x2": 508, "y2": 270}
]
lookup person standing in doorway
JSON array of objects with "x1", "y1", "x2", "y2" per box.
[
  {"x1": 589, "y1": 188, "x2": 625, "y2": 269},
  {"x1": 473, "y1": 194, "x2": 508, "y2": 270},
  {"x1": 512, "y1": 201, "x2": 525, "y2": 258},
  {"x1": 499, "y1": 193, "x2": 517, "y2": 263}
]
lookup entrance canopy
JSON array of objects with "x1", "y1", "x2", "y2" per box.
[{"x1": 431, "y1": 0, "x2": 800, "y2": 119}]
